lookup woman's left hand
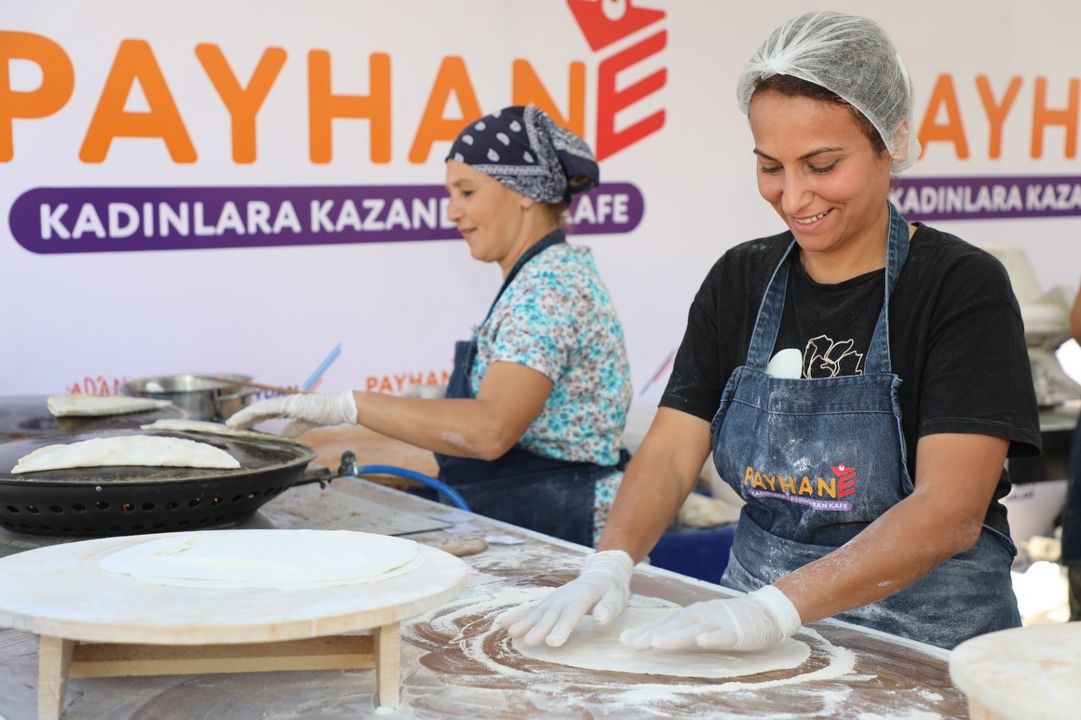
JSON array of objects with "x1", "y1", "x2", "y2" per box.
[{"x1": 619, "y1": 586, "x2": 802, "y2": 652}]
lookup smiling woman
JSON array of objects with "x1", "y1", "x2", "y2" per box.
[
  {"x1": 499, "y1": 11, "x2": 1041, "y2": 656},
  {"x1": 444, "y1": 161, "x2": 552, "y2": 270},
  {"x1": 228, "y1": 105, "x2": 633, "y2": 548},
  {"x1": 748, "y1": 89, "x2": 894, "y2": 283}
]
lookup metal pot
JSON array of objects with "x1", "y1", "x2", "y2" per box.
[{"x1": 123, "y1": 373, "x2": 256, "y2": 421}]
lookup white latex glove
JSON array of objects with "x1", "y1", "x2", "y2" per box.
[
  {"x1": 619, "y1": 585, "x2": 801, "y2": 653},
  {"x1": 225, "y1": 391, "x2": 358, "y2": 429},
  {"x1": 496, "y1": 550, "x2": 634, "y2": 647}
]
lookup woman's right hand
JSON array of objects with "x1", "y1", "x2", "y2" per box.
[
  {"x1": 226, "y1": 391, "x2": 358, "y2": 429},
  {"x1": 496, "y1": 550, "x2": 635, "y2": 647}
]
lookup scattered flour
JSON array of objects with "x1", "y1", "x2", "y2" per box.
[{"x1": 404, "y1": 585, "x2": 859, "y2": 698}]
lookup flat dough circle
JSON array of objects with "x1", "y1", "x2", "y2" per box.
[
  {"x1": 513, "y1": 606, "x2": 811, "y2": 678},
  {"x1": 12, "y1": 435, "x2": 240, "y2": 474},
  {"x1": 47, "y1": 394, "x2": 173, "y2": 417},
  {"x1": 141, "y1": 418, "x2": 302, "y2": 444},
  {"x1": 950, "y1": 622, "x2": 1081, "y2": 720},
  {"x1": 100, "y1": 529, "x2": 422, "y2": 589}
]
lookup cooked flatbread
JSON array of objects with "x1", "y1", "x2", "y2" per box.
[
  {"x1": 140, "y1": 418, "x2": 303, "y2": 444},
  {"x1": 47, "y1": 394, "x2": 174, "y2": 418},
  {"x1": 12, "y1": 435, "x2": 240, "y2": 474},
  {"x1": 99, "y1": 530, "x2": 422, "y2": 589}
]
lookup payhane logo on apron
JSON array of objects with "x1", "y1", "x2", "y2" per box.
[{"x1": 743, "y1": 462, "x2": 858, "y2": 511}]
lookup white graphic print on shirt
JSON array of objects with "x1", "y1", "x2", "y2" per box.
[{"x1": 803, "y1": 335, "x2": 865, "y2": 378}]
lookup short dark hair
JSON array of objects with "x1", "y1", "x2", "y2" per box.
[{"x1": 753, "y1": 74, "x2": 888, "y2": 155}]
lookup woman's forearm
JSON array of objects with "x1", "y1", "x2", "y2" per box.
[
  {"x1": 774, "y1": 489, "x2": 981, "y2": 623},
  {"x1": 597, "y1": 408, "x2": 712, "y2": 563},
  {"x1": 352, "y1": 391, "x2": 519, "y2": 459},
  {"x1": 351, "y1": 361, "x2": 553, "y2": 460},
  {"x1": 597, "y1": 454, "x2": 697, "y2": 563}
]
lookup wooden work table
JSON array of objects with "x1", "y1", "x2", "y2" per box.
[{"x1": 0, "y1": 433, "x2": 969, "y2": 719}]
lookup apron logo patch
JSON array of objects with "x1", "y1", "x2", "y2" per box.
[
  {"x1": 742, "y1": 463, "x2": 857, "y2": 511},
  {"x1": 831, "y1": 463, "x2": 858, "y2": 497}
]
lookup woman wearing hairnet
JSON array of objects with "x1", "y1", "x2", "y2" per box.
[
  {"x1": 500, "y1": 11, "x2": 1039, "y2": 651},
  {"x1": 229, "y1": 105, "x2": 632, "y2": 548}
]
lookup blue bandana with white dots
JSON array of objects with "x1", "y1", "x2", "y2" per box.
[{"x1": 446, "y1": 105, "x2": 600, "y2": 204}]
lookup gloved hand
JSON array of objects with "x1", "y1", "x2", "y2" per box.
[
  {"x1": 496, "y1": 550, "x2": 635, "y2": 647},
  {"x1": 225, "y1": 391, "x2": 358, "y2": 429},
  {"x1": 619, "y1": 585, "x2": 801, "y2": 653}
]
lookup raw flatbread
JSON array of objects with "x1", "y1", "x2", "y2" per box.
[
  {"x1": 12, "y1": 435, "x2": 240, "y2": 474},
  {"x1": 513, "y1": 606, "x2": 811, "y2": 679},
  {"x1": 47, "y1": 394, "x2": 173, "y2": 417},
  {"x1": 99, "y1": 529, "x2": 422, "y2": 589},
  {"x1": 141, "y1": 418, "x2": 304, "y2": 444},
  {"x1": 950, "y1": 622, "x2": 1081, "y2": 719}
]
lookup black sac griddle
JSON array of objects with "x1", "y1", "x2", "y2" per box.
[
  {"x1": 0, "y1": 429, "x2": 317, "y2": 536},
  {"x1": 0, "y1": 395, "x2": 184, "y2": 441}
]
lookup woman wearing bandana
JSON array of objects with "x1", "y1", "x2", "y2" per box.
[
  {"x1": 230, "y1": 105, "x2": 632, "y2": 547},
  {"x1": 500, "y1": 12, "x2": 1040, "y2": 652}
]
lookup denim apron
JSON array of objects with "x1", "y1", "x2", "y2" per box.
[
  {"x1": 435, "y1": 230, "x2": 626, "y2": 547},
  {"x1": 1061, "y1": 414, "x2": 1081, "y2": 564},
  {"x1": 711, "y1": 203, "x2": 1020, "y2": 649}
]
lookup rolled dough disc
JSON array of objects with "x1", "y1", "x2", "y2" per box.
[
  {"x1": 513, "y1": 606, "x2": 811, "y2": 679},
  {"x1": 47, "y1": 394, "x2": 174, "y2": 417},
  {"x1": 950, "y1": 622, "x2": 1081, "y2": 720},
  {"x1": 12, "y1": 434, "x2": 240, "y2": 474},
  {"x1": 141, "y1": 418, "x2": 304, "y2": 444},
  {"x1": 100, "y1": 529, "x2": 423, "y2": 589}
]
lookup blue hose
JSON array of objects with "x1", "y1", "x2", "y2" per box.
[{"x1": 351, "y1": 464, "x2": 472, "y2": 512}]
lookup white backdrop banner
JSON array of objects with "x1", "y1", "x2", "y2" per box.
[{"x1": 2, "y1": 0, "x2": 1079, "y2": 400}]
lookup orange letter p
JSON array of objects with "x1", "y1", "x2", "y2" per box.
[{"x1": 0, "y1": 31, "x2": 74, "y2": 162}]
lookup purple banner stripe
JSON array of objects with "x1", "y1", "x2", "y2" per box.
[
  {"x1": 9, "y1": 182, "x2": 644, "y2": 255},
  {"x1": 891, "y1": 175, "x2": 1081, "y2": 221}
]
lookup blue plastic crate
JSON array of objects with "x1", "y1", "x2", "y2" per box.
[{"x1": 648, "y1": 523, "x2": 737, "y2": 584}]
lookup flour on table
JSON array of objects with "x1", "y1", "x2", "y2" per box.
[
  {"x1": 413, "y1": 586, "x2": 857, "y2": 693},
  {"x1": 12, "y1": 435, "x2": 240, "y2": 474},
  {"x1": 513, "y1": 606, "x2": 810, "y2": 678},
  {"x1": 99, "y1": 529, "x2": 423, "y2": 589},
  {"x1": 47, "y1": 394, "x2": 173, "y2": 417}
]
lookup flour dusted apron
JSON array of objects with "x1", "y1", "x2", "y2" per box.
[
  {"x1": 435, "y1": 230, "x2": 625, "y2": 547},
  {"x1": 710, "y1": 203, "x2": 1020, "y2": 649}
]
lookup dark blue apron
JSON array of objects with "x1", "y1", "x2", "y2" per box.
[
  {"x1": 710, "y1": 202, "x2": 1020, "y2": 649},
  {"x1": 1061, "y1": 414, "x2": 1081, "y2": 564},
  {"x1": 435, "y1": 229, "x2": 626, "y2": 547}
]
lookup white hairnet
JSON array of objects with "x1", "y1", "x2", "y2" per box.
[{"x1": 736, "y1": 11, "x2": 920, "y2": 174}]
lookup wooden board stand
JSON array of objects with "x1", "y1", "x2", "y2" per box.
[
  {"x1": 36, "y1": 629, "x2": 399, "y2": 720},
  {"x1": 0, "y1": 531, "x2": 468, "y2": 720}
]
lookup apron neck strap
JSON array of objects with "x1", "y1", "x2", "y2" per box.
[
  {"x1": 863, "y1": 201, "x2": 909, "y2": 374},
  {"x1": 482, "y1": 228, "x2": 566, "y2": 324}
]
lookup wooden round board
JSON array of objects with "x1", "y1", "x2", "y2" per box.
[
  {"x1": 0, "y1": 530, "x2": 469, "y2": 645},
  {"x1": 949, "y1": 621, "x2": 1081, "y2": 720}
]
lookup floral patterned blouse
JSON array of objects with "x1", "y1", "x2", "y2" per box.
[{"x1": 470, "y1": 241, "x2": 631, "y2": 472}]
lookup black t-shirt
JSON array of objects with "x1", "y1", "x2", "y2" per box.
[{"x1": 661, "y1": 224, "x2": 1042, "y2": 537}]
